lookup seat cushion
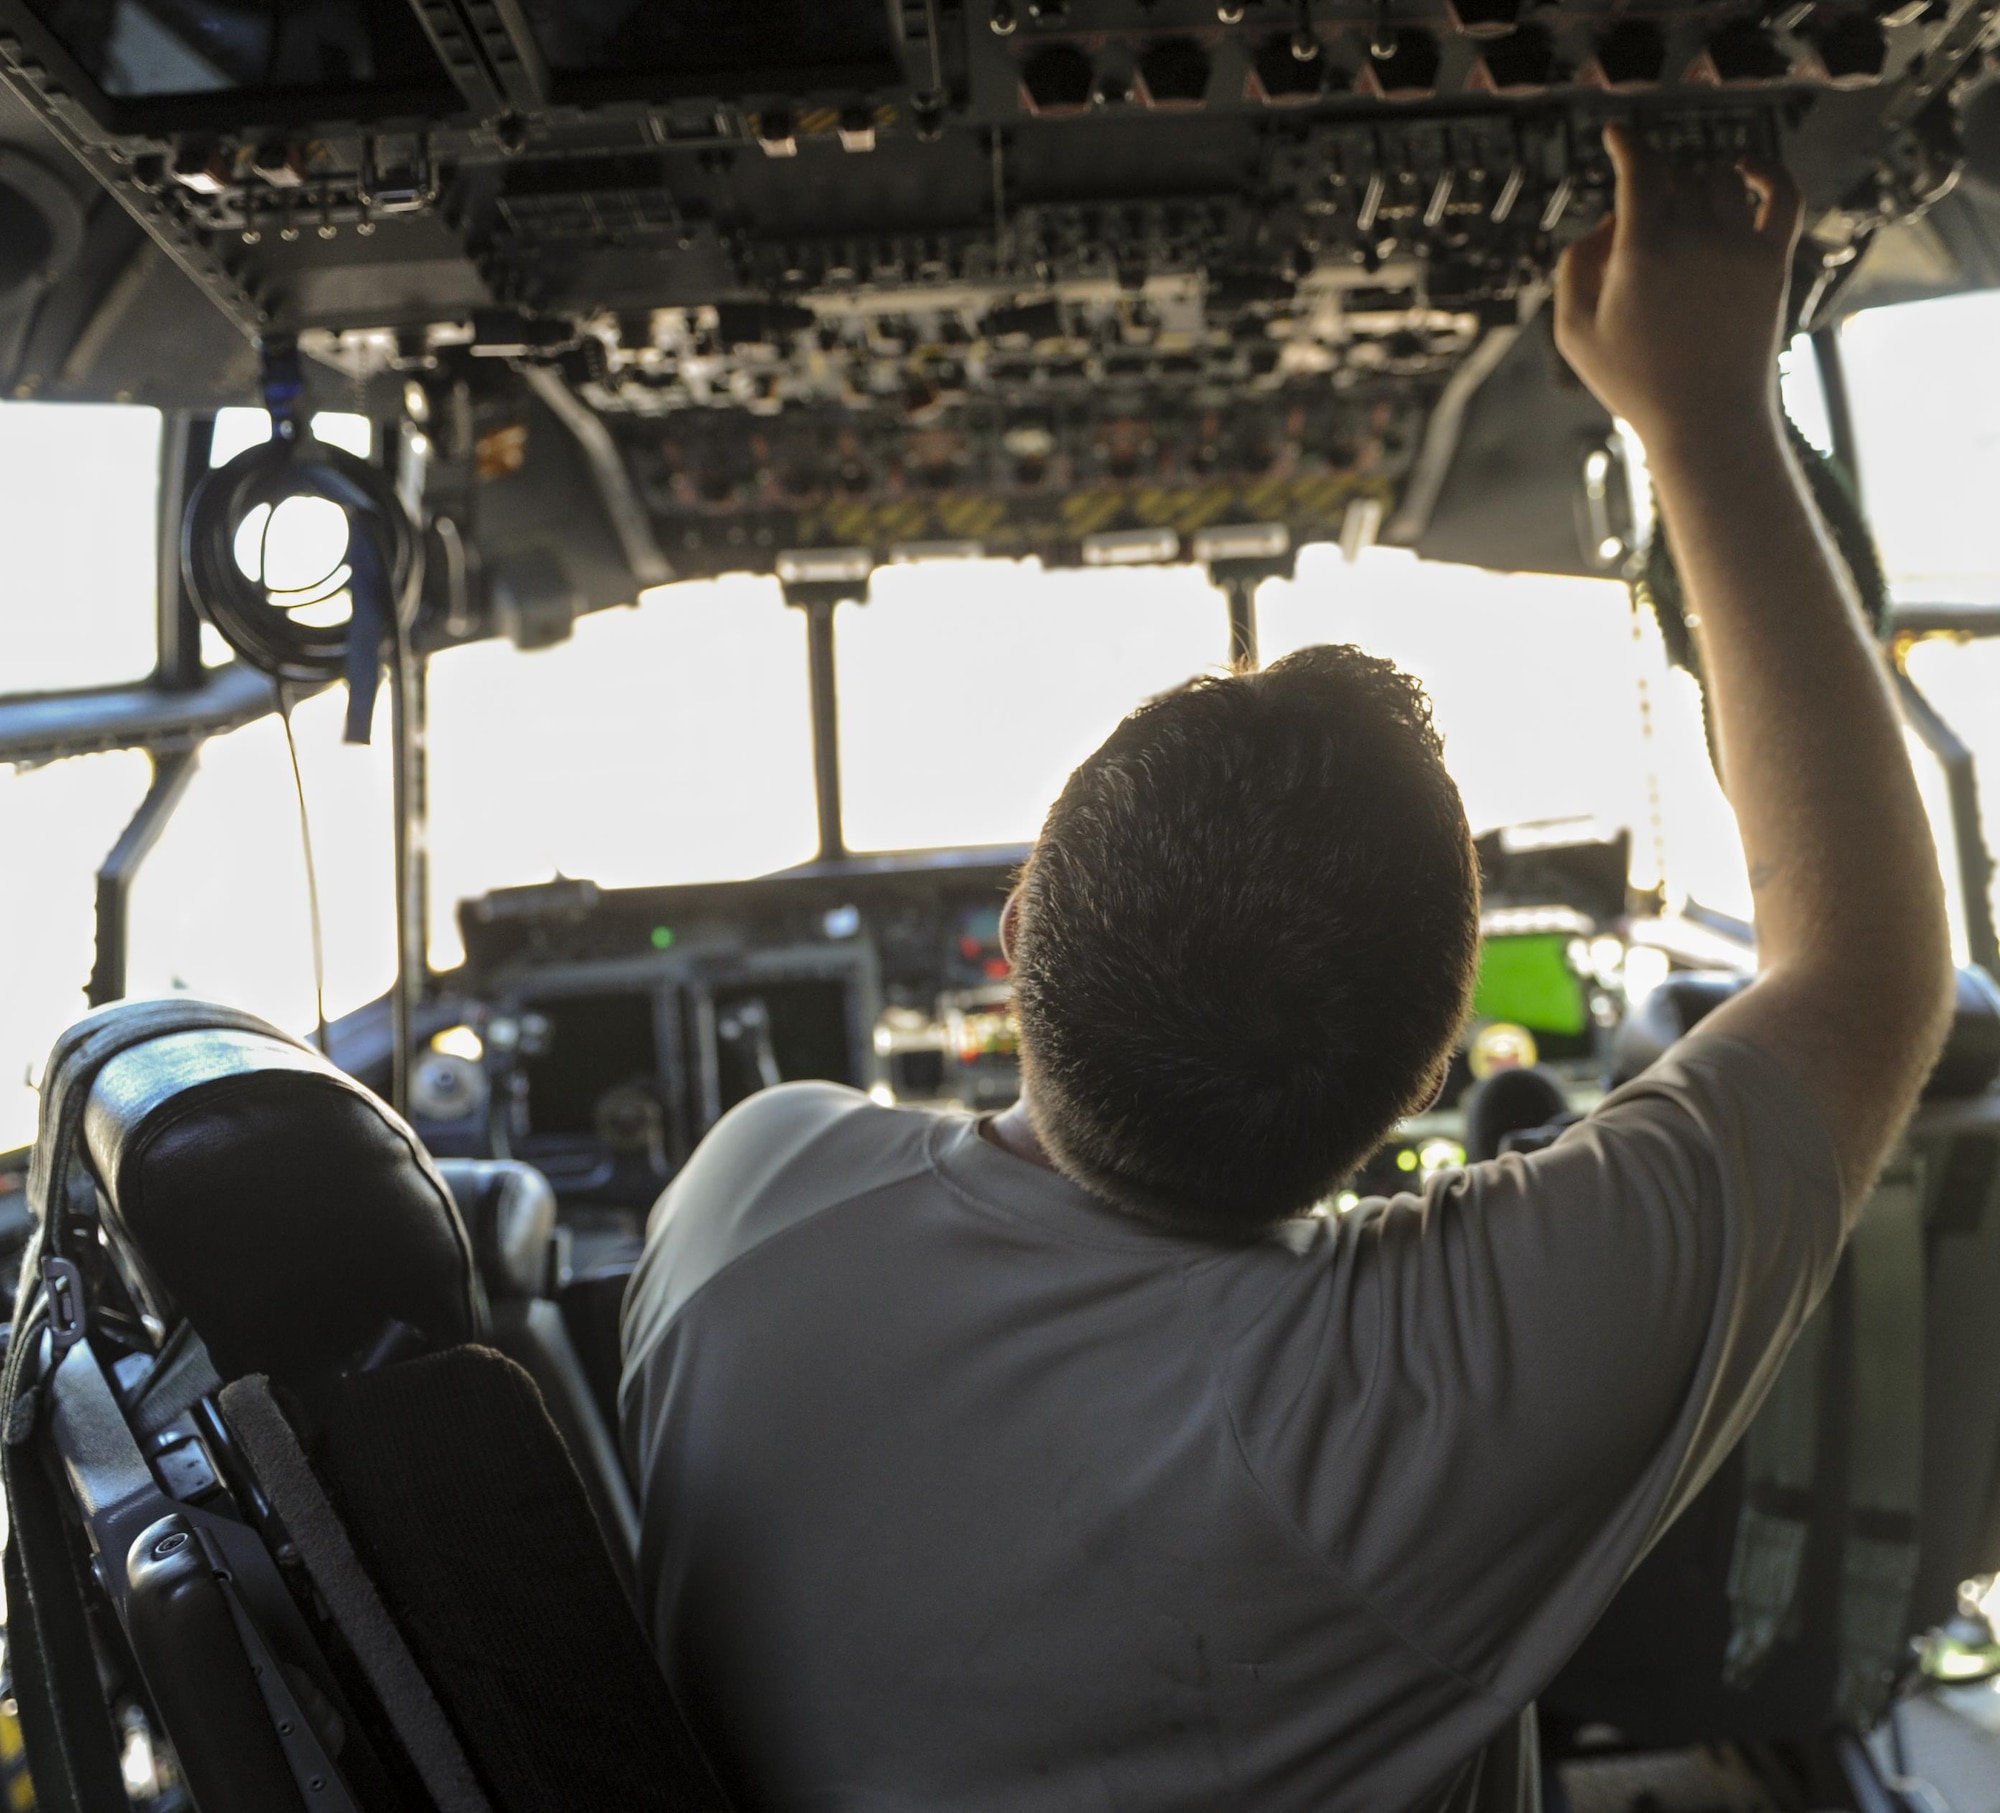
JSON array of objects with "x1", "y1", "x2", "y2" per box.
[{"x1": 312, "y1": 1346, "x2": 728, "y2": 1813}]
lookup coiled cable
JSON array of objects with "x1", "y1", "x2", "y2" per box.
[
  {"x1": 182, "y1": 433, "x2": 423, "y2": 721},
  {"x1": 181, "y1": 422, "x2": 429, "y2": 1112}
]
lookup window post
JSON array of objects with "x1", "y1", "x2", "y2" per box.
[
  {"x1": 781, "y1": 573, "x2": 867, "y2": 862},
  {"x1": 87, "y1": 746, "x2": 200, "y2": 1007},
  {"x1": 156, "y1": 413, "x2": 214, "y2": 693}
]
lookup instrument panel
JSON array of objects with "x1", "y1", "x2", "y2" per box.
[
  {"x1": 407, "y1": 824, "x2": 1648, "y2": 1218},
  {"x1": 415, "y1": 847, "x2": 1033, "y2": 1207}
]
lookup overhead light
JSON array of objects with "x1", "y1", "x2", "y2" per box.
[
  {"x1": 756, "y1": 110, "x2": 799, "y2": 156},
  {"x1": 1192, "y1": 522, "x2": 1288, "y2": 562},
  {"x1": 1082, "y1": 526, "x2": 1179, "y2": 566},
  {"x1": 776, "y1": 547, "x2": 872, "y2": 584}
]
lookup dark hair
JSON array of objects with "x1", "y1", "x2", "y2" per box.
[{"x1": 1011, "y1": 644, "x2": 1480, "y2": 1237}]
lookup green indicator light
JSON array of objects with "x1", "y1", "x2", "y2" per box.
[
  {"x1": 650, "y1": 926, "x2": 676, "y2": 950},
  {"x1": 1396, "y1": 1149, "x2": 1419, "y2": 1173}
]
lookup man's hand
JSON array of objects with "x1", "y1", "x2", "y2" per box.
[
  {"x1": 1554, "y1": 124, "x2": 1950, "y2": 1206},
  {"x1": 1555, "y1": 125, "x2": 1803, "y2": 456}
]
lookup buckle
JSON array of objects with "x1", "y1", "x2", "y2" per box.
[{"x1": 43, "y1": 1254, "x2": 85, "y2": 1359}]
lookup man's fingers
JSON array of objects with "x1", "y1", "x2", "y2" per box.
[
  {"x1": 1602, "y1": 122, "x2": 1669, "y2": 242},
  {"x1": 1701, "y1": 163, "x2": 1757, "y2": 233},
  {"x1": 1740, "y1": 157, "x2": 1805, "y2": 247},
  {"x1": 1554, "y1": 215, "x2": 1613, "y2": 343}
]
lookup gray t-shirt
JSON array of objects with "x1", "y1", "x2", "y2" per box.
[{"x1": 621, "y1": 1030, "x2": 1843, "y2": 1811}]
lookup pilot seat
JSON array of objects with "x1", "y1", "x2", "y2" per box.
[{"x1": 0, "y1": 997, "x2": 728, "y2": 1812}]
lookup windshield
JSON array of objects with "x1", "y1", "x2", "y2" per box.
[
  {"x1": 0, "y1": 403, "x2": 160, "y2": 693},
  {"x1": 1842, "y1": 292, "x2": 2000, "y2": 610},
  {"x1": 834, "y1": 560, "x2": 1229, "y2": 853},
  {"x1": 424, "y1": 576, "x2": 819, "y2": 967},
  {"x1": 0, "y1": 289, "x2": 1994, "y2": 1112}
]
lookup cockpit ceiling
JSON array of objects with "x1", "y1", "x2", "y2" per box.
[{"x1": 1, "y1": 1, "x2": 1996, "y2": 579}]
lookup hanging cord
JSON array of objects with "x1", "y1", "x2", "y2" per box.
[
  {"x1": 1629, "y1": 410, "x2": 1890, "y2": 776},
  {"x1": 278, "y1": 683, "x2": 332, "y2": 1058},
  {"x1": 385, "y1": 582, "x2": 424, "y2": 1118},
  {"x1": 182, "y1": 395, "x2": 427, "y2": 1110}
]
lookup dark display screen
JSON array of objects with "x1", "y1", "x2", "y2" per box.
[
  {"x1": 521, "y1": 990, "x2": 660, "y2": 1138},
  {"x1": 711, "y1": 978, "x2": 855, "y2": 1116},
  {"x1": 520, "y1": 0, "x2": 898, "y2": 85},
  {"x1": 31, "y1": 0, "x2": 445, "y2": 100}
]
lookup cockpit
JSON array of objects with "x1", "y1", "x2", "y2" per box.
[{"x1": 2, "y1": 0, "x2": 2000, "y2": 1806}]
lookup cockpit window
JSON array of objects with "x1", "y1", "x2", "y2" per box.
[
  {"x1": 28, "y1": 0, "x2": 449, "y2": 101},
  {"x1": 424, "y1": 577, "x2": 819, "y2": 967},
  {"x1": 1841, "y1": 291, "x2": 2000, "y2": 611},
  {"x1": 0, "y1": 403, "x2": 160, "y2": 694},
  {"x1": 124, "y1": 690, "x2": 395, "y2": 1034},
  {"x1": 0, "y1": 750, "x2": 153, "y2": 1152},
  {"x1": 1837, "y1": 292, "x2": 2000, "y2": 954},
  {"x1": 1259, "y1": 545, "x2": 1754, "y2": 922},
  {"x1": 104, "y1": 581, "x2": 818, "y2": 1009},
  {"x1": 1904, "y1": 634, "x2": 2000, "y2": 960},
  {"x1": 835, "y1": 561, "x2": 1230, "y2": 852}
]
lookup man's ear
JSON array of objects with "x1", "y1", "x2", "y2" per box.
[{"x1": 999, "y1": 887, "x2": 1023, "y2": 964}]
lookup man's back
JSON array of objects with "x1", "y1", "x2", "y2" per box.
[{"x1": 622, "y1": 1028, "x2": 1840, "y2": 1811}]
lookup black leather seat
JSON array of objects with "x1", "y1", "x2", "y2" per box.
[
  {"x1": 436, "y1": 1158, "x2": 641, "y2": 1590},
  {"x1": 78, "y1": 1023, "x2": 641, "y2": 1592},
  {"x1": 7, "y1": 998, "x2": 724, "y2": 1813}
]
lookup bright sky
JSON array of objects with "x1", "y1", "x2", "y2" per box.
[{"x1": 1, "y1": 294, "x2": 1997, "y2": 1150}]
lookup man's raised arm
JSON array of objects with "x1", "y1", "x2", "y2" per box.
[{"x1": 1554, "y1": 125, "x2": 1953, "y2": 1203}]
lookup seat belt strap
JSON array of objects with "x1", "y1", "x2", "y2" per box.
[
  {"x1": 218, "y1": 1376, "x2": 495, "y2": 1813},
  {"x1": 1837, "y1": 1151, "x2": 1928, "y2": 1725},
  {"x1": 1723, "y1": 1292, "x2": 1832, "y2": 1687}
]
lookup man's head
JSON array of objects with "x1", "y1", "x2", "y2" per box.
[{"x1": 1007, "y1": 643, "x2": 1480, "y2": 1238}]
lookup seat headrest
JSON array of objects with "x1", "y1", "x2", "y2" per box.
[
  {"x1": 1609, "y1": 966, "x2": 2000, "y2": 1102},
  {"x1": 436, "y1": 1160, "x2": 557, "y2": 1300},
  {"x1": 80, "y1": 1013, "x2": 480, "y2": 1382},
  {"x1": 1932, "y1": 966, "x2": 2000, "y2": 1099},
  {"x1": 1465, "y1": 1065, "x2": 1572, "y2": 1163},
  {"x1": 1608, "y1": 972, "x2": 1749, "y2": 1090}
]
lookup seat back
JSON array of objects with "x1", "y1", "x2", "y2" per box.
[
  {"x1": 282, "y1": 1346, "x2": 722, "y2": 1811},
  {"x1": 8, "y1": 1000, "x2": 723, "y2": 1812},
  {"x1": 81, "y1": 1017, "x2": 480, "y2": 1382},
  {"x1": 1548, "y1": 966, "x2": 2000, "y2": 1745}
]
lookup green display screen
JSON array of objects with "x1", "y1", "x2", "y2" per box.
[{"x1": 1472, "y1": 933, "x2": 1588, "y2": 1037}]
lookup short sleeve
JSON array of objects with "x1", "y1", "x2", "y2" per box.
[
  {"x1": 1198, "y1": 1030, "x2": 1845, "y2": 1702},
  {"x1": 622, "y1": 1081, "x2": 926, "y2": 1371}
]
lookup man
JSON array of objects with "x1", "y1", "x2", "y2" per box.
[{"x1": 621, "y1": 129, "x2": 1953, "y2": 1811}]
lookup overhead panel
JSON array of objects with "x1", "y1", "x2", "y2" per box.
[{"x1": 0, "y1": 0, "x2": 1992, "y2": 574}]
